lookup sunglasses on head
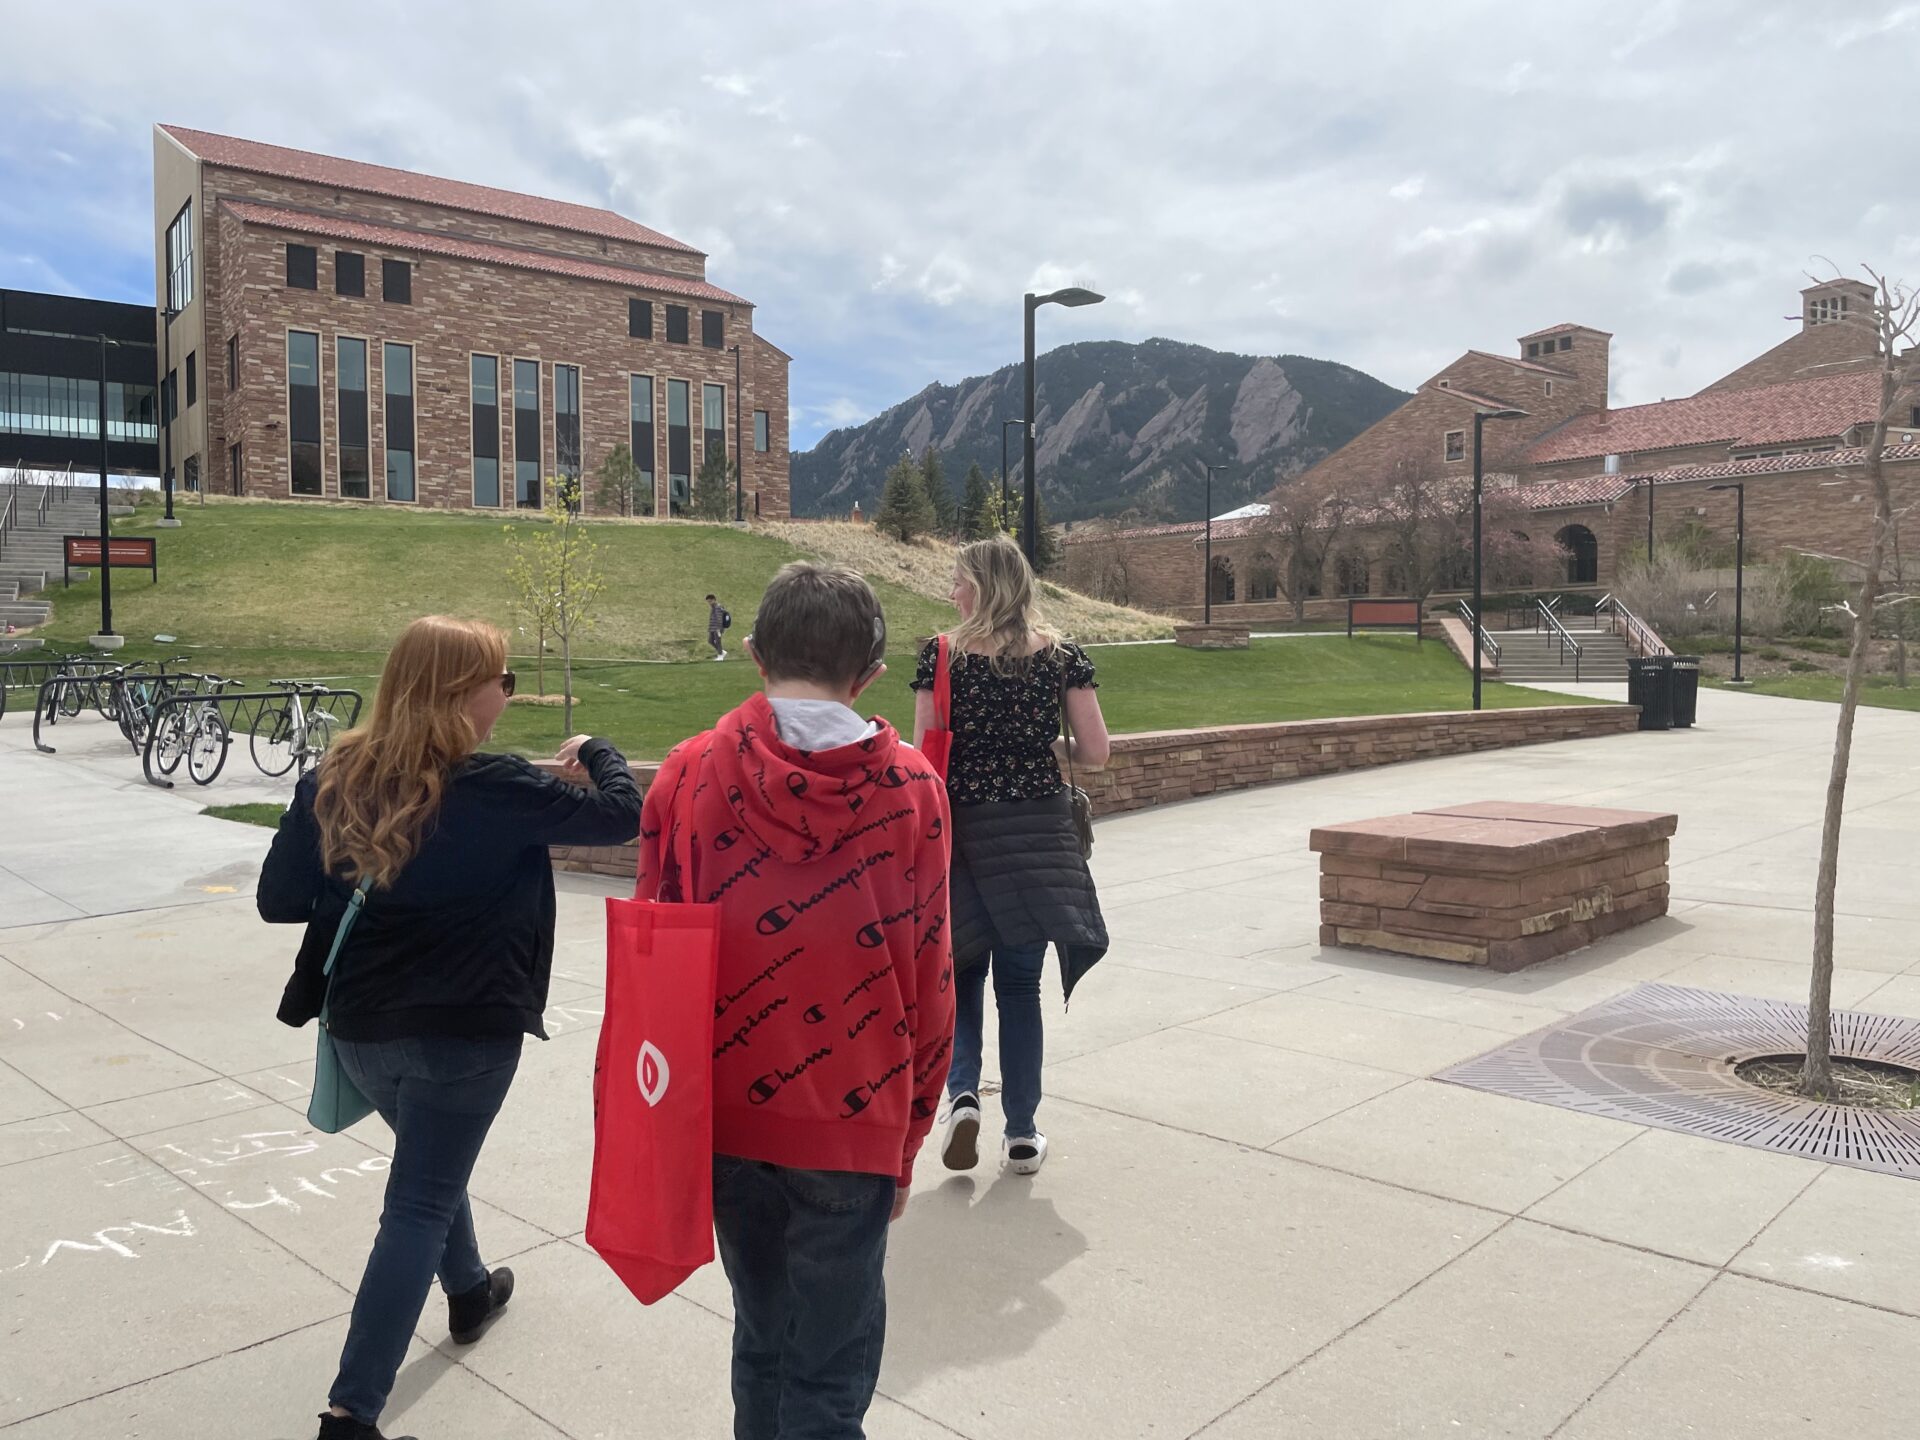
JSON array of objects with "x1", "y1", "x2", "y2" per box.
[{"x1": 500, "y1": 670, "x2": 517, "y2": 698}]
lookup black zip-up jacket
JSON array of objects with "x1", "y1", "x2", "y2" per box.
[{"x1": 260, "y1": 738, "x2": 642, "y2": 1041}]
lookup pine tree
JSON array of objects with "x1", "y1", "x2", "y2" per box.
[
  {"x1": 691, "y1": 450, "x2": 735, "y2": 521},
  {"x1": 920, "y1": 447, "x2": 956, "y2": 534},
  {"x1": 960, "y1": 462, "x2": 997, "y2": 540},
  {"x1": 876, "y1": 452, "x2": 935, "y2": 542}
]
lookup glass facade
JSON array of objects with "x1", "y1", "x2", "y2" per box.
[
  {"x1": 629, "y1": 375, "x2": 655, "y2": 512},
  {"x1": 0, "y1": 373, "x2": 157, "y2": 441},
  {"x1": 554, "y1": 363, "x2": 581, "y2": 496},
  {"x1": 472, "y1": 355, "x2": 501, "y2": 507},
  {"x1": 384, "y1": 342, "x2": 415, "y2": 501},
  {"x1": 513, "y1": 358, "x2": 540, "y2": 508},
  {"x1": 166, "y1": 202, "x2": 194, "y2": 311},
  {"x1": 287, "y1": 331, "x2": 322, "y2": 495},
  {"x1": 754, "y1": 409, "x2": 769, "y2": 452},
  {"x1": 337, "y1": 337, "x2": 369, "y2": 499},
  {"x1": 667, "y1": 379, "x2": 690, "y2": 512}
]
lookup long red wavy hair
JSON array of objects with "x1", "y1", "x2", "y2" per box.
[{"x1": 313, "y1": 615, "x2": 508, "y2": 888}]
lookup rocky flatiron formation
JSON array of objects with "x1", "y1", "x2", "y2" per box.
[{"x1": 793, "y1": 338, "x2": 1407, "y2": 523}]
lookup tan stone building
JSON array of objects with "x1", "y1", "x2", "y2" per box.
[
  {"x1": 1076, "y1": 278, "x2": 1920, "y2": 620},
  {"x1": 151, "y1": 125, "x2": 790, "y2": 516}
]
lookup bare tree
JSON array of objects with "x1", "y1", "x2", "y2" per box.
[
  {"x1": 1362, "y1": 445, "x2": 1469, "y2": 635},
  {"x1": 1805, "y1": 267, "x2": 1920, "y2": 1097},
  {"x1": 1064, "y1": 513, "x2": 1141, "y2": 604},
  {"x1": 1262, "y1": 473, "x2": 1352, "y2": 623}
]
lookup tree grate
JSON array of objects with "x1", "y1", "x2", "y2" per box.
[{"x1": 1436, "y1": 982, "x2": 1920, "y2": 1180}]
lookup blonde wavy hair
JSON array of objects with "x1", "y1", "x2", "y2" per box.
[
  {"x1": 313, "y1": 615, "x2": 508, "y2": 889},
  {"x1": 948, "y1": 534, "x2": 1060, "y2": 677}
]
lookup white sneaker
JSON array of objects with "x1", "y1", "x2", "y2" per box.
[
  {"x1": 1003, "y1": 1133, "x2": 1048, "y2": 1176},
  {"x1": 713, "y1": 650, "x2": 727, "y2": 661},
  {"x1": 941, "y1": 1093, "x2": 981, "y2": 1171}
]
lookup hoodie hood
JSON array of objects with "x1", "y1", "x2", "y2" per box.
[{"x1": 708, "y1": 692, "x2": 921, "y2": 864}]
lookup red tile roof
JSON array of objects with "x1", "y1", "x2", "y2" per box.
[
  {"x1": 163, "y1": 124, "x2": 699, "y2": 255},
  {"x1": 1517, "y1": 442, "x2": 1920, "y2": 509},
  {"x1": 1525, "y1": 371, "x2": 1882, "y2": 464},
  {"x1": 221, "y1": 201, "x2": 748, "y2": 306},
  {"x1": 1519, "y1": 322, "x2": 1613, "y2": 340}
]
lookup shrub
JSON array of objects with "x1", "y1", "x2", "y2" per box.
[
  {"x1": 1758, "y1": 647, "x2": 1785, "y2": 661},
  {"x1": 1789, "y1": 659, "x2": 1820, "y2": 673}
]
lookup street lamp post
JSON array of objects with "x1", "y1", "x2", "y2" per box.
[
  {"x1": 1709, "y1": 482, "x2": 1747, "y2": 684},
  {"x1": 1646, "y1": 478, "x2": 1655, "y2": 563},
  {"x1": 1472, "y1": 407, "x2": 1526, "y2": 710},
  {"x1": 1023, "y1": 286, "x2": 1104, "y2": 566},
  {"x1": 93, "y1": 334, "x2": 120, "y2": 648},
  {"x1": 1000, "y1": 418, "x2": 1025, "y2": 530},
  {"x1": 1203, "y1": 463, "x2": 1227, "y2": 624}
]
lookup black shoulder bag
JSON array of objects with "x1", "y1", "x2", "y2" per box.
[{"x1": 1058, "y1": 664, "x2": 1095, "y2": 859}]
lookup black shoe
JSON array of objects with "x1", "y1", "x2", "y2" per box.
[
  {"x1": 317, "y1": 1414, "x2": 416, "y2": 1440},
  {"x1": 448, "y1": 1265, "x2": 514, "y2": 1344}
]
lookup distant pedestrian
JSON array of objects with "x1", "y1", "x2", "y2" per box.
[
  {"x1": 706, "y1": 591, "x2": 730, "y2": 661},
  {"x1": 913, "y1": 535, "x2": 1109, "y2": 1176},
  {"x1": 259, "y1": 615, "x2": 643, "y2": 1440}
]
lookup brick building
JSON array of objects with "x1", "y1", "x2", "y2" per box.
[
  {"x1": 151, "y1": 125, "x2": 790, "y2": 517},
  {"x1": 1075, "y1": 277, "x2": 1919, "y2": 620}
]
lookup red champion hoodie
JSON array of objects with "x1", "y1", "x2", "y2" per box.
[{"x1": 635, "y1": 692, "x2": 954, "y2": 1187}]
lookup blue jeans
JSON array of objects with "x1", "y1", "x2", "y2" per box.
[
  {"x1": 328, "y1": 1034, "x2": 523, "y2": 1424},
  {"x1": 946, "y1": 941, "x2": 1048, "y2": 1138},
  {"x1": 711, "y1": 1155, "x2": 895, "y2": 1440}
]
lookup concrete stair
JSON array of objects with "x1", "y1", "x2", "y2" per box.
[
  {"x1": 0, "y1": 486, "x2": 113, "y2": 629},
  {"x1": 1489, "y1": 625, "x2": 1630, "y2": 683}
]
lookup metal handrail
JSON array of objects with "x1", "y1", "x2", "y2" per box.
[
  {"x1": 1535, "y1": 598, "x2": 1584, "y2": 682},
  {"x1": 1454, "y1": 600, "x2": 1502, "y2": 665},
  {"x1": 0, "y1": 485, "x2": 14, "y2": 565},
  {"x1": 1596, "y1": 594, "x2": 1670, "y2": 659}
]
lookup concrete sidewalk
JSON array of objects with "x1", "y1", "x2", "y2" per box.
[{"x1": 3, "y1": 687, "x2": 1919, "y2": 1437}]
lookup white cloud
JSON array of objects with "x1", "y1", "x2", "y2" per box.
[
  {"x1": 1389, "y1": 176, "x2": 1424, "y2": 201},
  {"x1": 701, "y1": 72, "x2": 754, "y2": 98}
]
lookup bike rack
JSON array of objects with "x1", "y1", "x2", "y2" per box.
[
  {"x1": 0, "y1": 655, "x2": 107, "y2": 722},
  {"x1": 139, "y1": 687, "x2": 364, "y2": 789},
  {"x1": 32, "y1": 669, "x2": 179, "y2": 753}
]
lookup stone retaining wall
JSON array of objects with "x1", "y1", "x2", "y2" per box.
[{"x1": 544, "y1": 703, "x2": 1635, "y2": 879}]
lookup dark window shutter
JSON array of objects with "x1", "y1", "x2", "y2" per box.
[
  {"x1": 629, "y1": 298, "x2": 652, "y2": 339},
  {"x1": 701, "y1": 310, "x2": 724, "y2": 348},
  {"x1": 666, "y1": 305, "x2": 689, "y2": 344},
  {"x1": 382, "y1": 259, "x2": 412, "y2": 304},
  {"x1": 287, "y1": 244, "x2": 317, "y2": 289},
  {"x1": 335, "y1": 251, "x2": 365, "y2": 297}
]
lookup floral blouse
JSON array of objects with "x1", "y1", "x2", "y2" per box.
[{"x1": 912, "y1": 639, "x2": 1099, "y2": 806}]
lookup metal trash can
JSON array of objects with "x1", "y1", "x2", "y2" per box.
[
  {"x1": 1668, "y1": 655, "x2": 1700, "y2": 729},
  {"x1": 1628, "y1": 656, "x2": 1671, "y2": 731}
]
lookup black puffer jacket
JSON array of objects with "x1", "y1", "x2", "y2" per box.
[
  {"x1": 260, "y1": 739, "x2": 641, "y2": 1041},
  {"x1": 948, "y1": 791, "x2": 1107, "y2": 1002}
]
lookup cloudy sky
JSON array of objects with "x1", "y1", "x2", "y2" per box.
[{"x1": 4, "y1": 0, "x2": 1916, "y2": 448}]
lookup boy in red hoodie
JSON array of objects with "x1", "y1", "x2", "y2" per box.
[{"x1": 635, "y1": 562, "x2": 953, "y2": 1440}]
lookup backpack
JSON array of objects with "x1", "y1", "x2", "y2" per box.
[{"x1": 720, "y1": 607, "x2": 733, "y2": 631}]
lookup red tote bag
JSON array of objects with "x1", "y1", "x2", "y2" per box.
[
  {"x1": 919, "y1": 634, "x2": 954, "y2": 779},
  {"x1": 587, "y1": 831, "x2": 721, "y2": 1306}
]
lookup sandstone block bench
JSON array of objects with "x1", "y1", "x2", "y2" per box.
[{"x1": 1310, "y1": 801, "x2": 1677, "y2": 971}]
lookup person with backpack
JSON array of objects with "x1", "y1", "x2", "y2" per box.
[
  {"x1": 912, "y1": 535, "x2": 1109, "y2": 1177},
  {"x1": 258, "y1": 615, "x2": 644, "y2": 1440},
  {"x1": 707, "y1": 592, "x2": 731, "y2": 661},
  {"x1": 639, "y1": 562, "x2": 953, "y2": 1438}
]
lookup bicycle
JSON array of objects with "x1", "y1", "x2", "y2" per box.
[
  {"x1": 151, "y1": 675, "x2": 235, "y2": 783},
  {"x1": 250, "y1": 681, "x2": 343, "y2": 778},
  {"x1": 114, "y1": 659, "x2": 194, "y2": 752}
]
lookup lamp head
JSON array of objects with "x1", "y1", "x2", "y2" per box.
[
  {"x1": 1478, "y1": 407, "x2": 1526, "y2": 422},
  {"x1": 1040, "y1": 287, "x2": 1105, "y2": 309}
]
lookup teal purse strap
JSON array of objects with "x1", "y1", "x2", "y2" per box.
[{"x1": 317, "y1": 882, "x2": 371, "y2": 1029}]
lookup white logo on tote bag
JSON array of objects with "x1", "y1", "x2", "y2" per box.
[{"x1": 636, "y1": 1040, "x2": 671, "y2": 1107}]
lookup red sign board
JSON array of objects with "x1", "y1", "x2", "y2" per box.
[
  {"x1": 64, "y1": 535, "x2": 158, "y2": 586},
  {"x1": 1348, "y1": 599, "x2": 1421, "y2": 633}
]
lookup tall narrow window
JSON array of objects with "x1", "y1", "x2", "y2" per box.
[
  {"x1": 554, "y1": 364, "x2": 581, "y2": 502},
  {"x1": 185, "y1": 352, "x2": 197, "y2": 409},
  {"x1": 287, "y1": 244, "x2": 317, "y2": 290},
  {"x1": 628, "y1": 298, "x2": 652, "y2": 339},
  {"x1": 703, "y1": 383, "x2": 726, "y2": 469},
  {"x1": 384, "y1": 342, "x2": 415, "y2": 501},
  {"x1": 629, "y1": 375, "x2": 656, "y2": 514},
  {"x1": 337, "y1": 337, "x2": 369, "y2": 498},
  {"x1": 229, "y1": 441, "x2": 242, "y2": 496},
  {"x1": 666, "y1": 305, "x2": 689, "y2": 344},
  {"x1": 382, "y1": 259, "x2": 412, "y2": 304},
  {"x1": 226, "y1": 334, "x2": 238, "y2": 389},
  {"x1": 667, "y1": 379, "x2": 690, "y2": 512},
  {"x1": 701, "y1": 310, "x2": 724, "y2": 348},
  {"x1": 754, "y1": 410, "x2": 770, "y2": 453},
  {"x1": 335, "y1": 251, "x2": 365, "y2": 297},
  {"x1": 513, "y1": 358, "x2": 541, "y2": 508},
  {"x1": 287, "y1": 331, "x2": 322, "y2": 495},
  {"x1": 472, "y1": 355, "x2": 501, "y2": 507},
  {"x1": 166, "y1": 201, "x2": 194, "y2": 310}
]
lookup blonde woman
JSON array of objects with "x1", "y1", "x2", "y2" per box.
[
  {"x1": 258, "y1": 616, "x2": 642, "y2": 1440},
  {"x1": 912, "y1": 535, "x2": 1110, "y2": 1176}
]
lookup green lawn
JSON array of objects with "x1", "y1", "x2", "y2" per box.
[
  {"x1": 27, "y1": 498, "x2": 1595, "y2": 760},
  {"x1": 202, "y1": 802, "x2": 287, "y2": 828}
]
